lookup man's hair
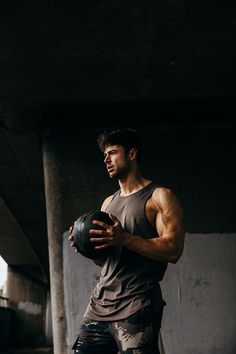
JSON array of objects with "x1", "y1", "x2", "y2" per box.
[{"x1": 97, "y1": 128, "x2": 143, "y2": 162}]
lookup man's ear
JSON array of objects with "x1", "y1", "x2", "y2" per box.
[{"x1": 129, "y1": 148, "x2": 138, "y2": 161}]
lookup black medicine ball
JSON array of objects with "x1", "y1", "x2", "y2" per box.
[{"x1": 71, "y1": 210, "x2": 114, "y2": 259}]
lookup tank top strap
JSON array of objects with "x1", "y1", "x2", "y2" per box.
[{"x1": 139, "y1": 182, "x2": 163, "y2": 201}]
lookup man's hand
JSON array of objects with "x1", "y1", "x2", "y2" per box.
[
  {"x1": 69, "y1": 224, "x2": 106, "y2": 267},
  {"x1": 68, "y1": 225, "x2": 79, "y2": 252},
  {"x1": 89, "y1": 214, "x2": 127, "y2": 249}
]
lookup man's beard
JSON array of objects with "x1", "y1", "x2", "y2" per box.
[{"x1": 109, "y1": 165, "x2": 129, "y2": 180}]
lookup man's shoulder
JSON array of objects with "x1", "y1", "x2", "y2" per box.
[
  {"x1": 152, "y1": 185, "x2": 176, "y2": 203},
  {"x1": 151, "y1": 183, "x2": 173, "y2": 193},
  {"x1": 153, "y1": 185, "x2": 174, "y2": 193}
]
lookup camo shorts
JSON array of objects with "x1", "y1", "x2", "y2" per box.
[{"x1": 72, "y1": 304, "x2": 164, "y2": 354}]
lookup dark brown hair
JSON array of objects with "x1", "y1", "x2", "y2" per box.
[{"x1": 97, "y1": 128, "x2": 143, "y2": 162}]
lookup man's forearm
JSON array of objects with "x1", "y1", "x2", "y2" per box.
[{"x1": 123, "y1": 231, "x2": 184, "y2": 263}]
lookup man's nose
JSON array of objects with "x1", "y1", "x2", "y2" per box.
[{"x1": 104, "y1": 155, "x2": 110, "y2": 164}]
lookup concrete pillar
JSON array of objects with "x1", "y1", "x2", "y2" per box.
[
  {"x1": 41, "y1": 128, "x2": 117, "y2": 351},
  {"x1": 42, "y1": 134, "x2": 67, "y2": 354},
  {"x1": 6, "y1": 266, "x2": 47, "y2": 347}
]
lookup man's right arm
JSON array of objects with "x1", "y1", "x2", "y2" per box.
[
  {"x1": 92, "y1": 194, "x2": 114, "y2": 267},
  {"x1": 68, "y1": 227, "x2": 105, "y2": 267},
  {"x1": 68, "y1": 195, "x2": 114, "y2": 266}
]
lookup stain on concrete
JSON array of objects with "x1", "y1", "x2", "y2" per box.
[{"x1": 18, "y1": 301, "x2": 42, "y2": 315}]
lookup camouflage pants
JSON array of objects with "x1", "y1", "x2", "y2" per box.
[{"x1": 72, "y1": 305, "x2": 164, "y2": 354}]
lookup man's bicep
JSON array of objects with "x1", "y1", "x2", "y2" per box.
[
  {"x1": 156, "y1": 188, "x2": 185, "y2": 261},
  {"x1": 155, "y1": 187, "x2": 185, "y2": 241},
  {"x1": 158, "y1": 188, "x2": 184, "y2": 225}
]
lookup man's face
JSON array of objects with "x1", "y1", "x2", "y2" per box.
[{"x1": 103, "y1": 144, "x2": 130, "y2": 179}]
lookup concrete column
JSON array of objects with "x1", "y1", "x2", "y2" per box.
[
  {"x1": 6, "y1": 266, "x2": 47, "y2": 347},
  {"x1": 42, "y1": 134, "x2": 67, "y2": 354}
]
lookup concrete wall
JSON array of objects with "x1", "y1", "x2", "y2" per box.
[
  {"x1": 63, "y1": 232, "x2": 101, "y2": 348},
  {"x1": 42, "y1": 122, "x2": 236, "y2": 353},
  {"x1": 161, "y1": 233, "x2": 236, "y2": 354},
  {"x1": 6, "y1": 266, "x2": 49, "y2": 347},
  {"x1": 63, "y1": 232, "x2": 236, "y2": 353},
  {"x1": 42, "y1": 120, "x2": 236, "y2": 233}
]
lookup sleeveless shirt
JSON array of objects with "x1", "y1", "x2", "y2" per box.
[{"x1": 84, "y1": 182, "x2": 167, "y2": 321}]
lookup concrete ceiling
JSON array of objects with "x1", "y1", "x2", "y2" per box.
[{"x1": 0, "y1": 0, "x2": 236, "y2": 109}]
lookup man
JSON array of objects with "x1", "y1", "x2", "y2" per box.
[{"x1": 69, "y1": 128, "x2": 185, "y2": 354}]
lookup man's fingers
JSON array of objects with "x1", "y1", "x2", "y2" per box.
[
  {"x1": 94, "y1": 243, "x2": 112, "y2": 250},
  {"x1": 67, "y1": 226, "x2": 78, "y2": 252},
  {"x1": 90, "y1": 237, "x2": 113, "y2": 244},
  {"x1": 89, "y1": 228, "x2": 106, "y2": 235},
  {"x1": 92, "y1": 220, "x2": 110, "y2": 229}
]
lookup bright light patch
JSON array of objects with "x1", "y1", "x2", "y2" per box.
[{"x1": 0, "y1": 255, "x2": 7, "y2": 290}]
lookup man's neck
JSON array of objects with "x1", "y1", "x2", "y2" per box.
[{"x1": 118, "y1": 175, "x2": 152, "y2": 196}]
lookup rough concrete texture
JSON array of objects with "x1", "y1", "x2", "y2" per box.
[
  {"x1": 6, "y1": 267, "x2": 48, "y2": 347},
  {"x1": 63, "y1": 231, "x2": 102, "y2": 349},
  {"x1": 42, "y1": 139, "x2": 68, "y2": 354},
  {"x1": 161, "y1": 233, "x2": 236, "y2": 354},
  {"x1": 63, "y1": 232, "x2": 236, "y2": 354}
]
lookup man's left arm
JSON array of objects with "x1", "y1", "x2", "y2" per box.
[
  {"x1": 90, "y1": 187, "x2": 185, "y2": 263},
  {"x1": 122, "y1": 187, "x2": 185, "y2": 263}
]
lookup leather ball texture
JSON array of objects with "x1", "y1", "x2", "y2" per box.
[{"x1": 71, "y1": 210, "x2": 114, "y2": 259}]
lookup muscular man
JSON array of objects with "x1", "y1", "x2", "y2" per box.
[{"x1": 69, "y1": 128, "x2": 185, "y2": 354}]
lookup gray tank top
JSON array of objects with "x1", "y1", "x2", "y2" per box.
[{"x1": 84, "y1": 182, "x2": 167, "y2": 321}]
